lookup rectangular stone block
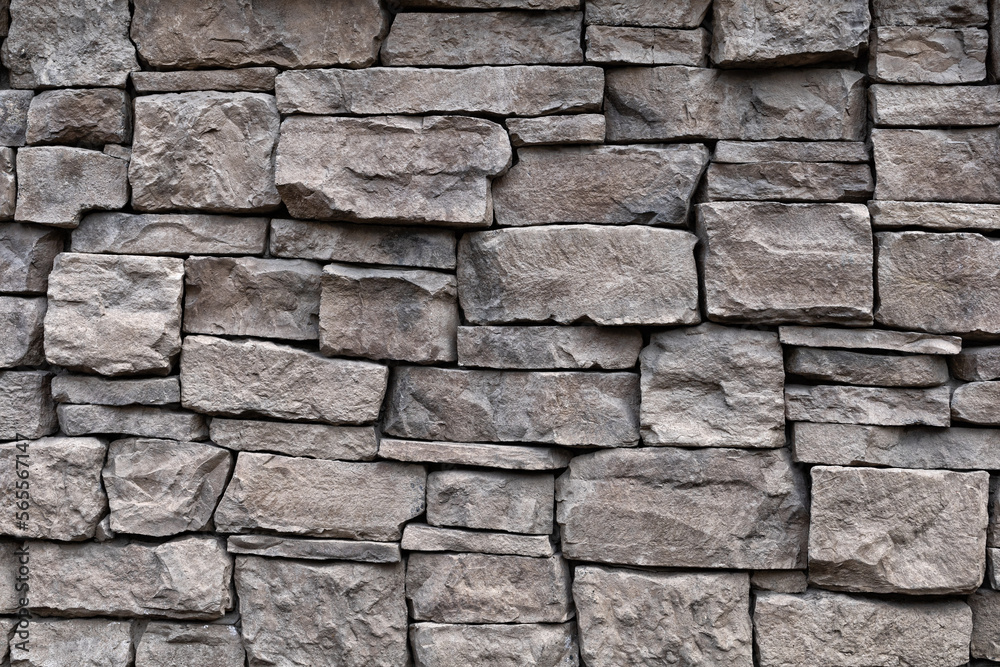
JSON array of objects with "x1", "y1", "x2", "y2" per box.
[
  {"x1": 135, "y1": 623, "x2": 245, "y2": 667},
  {"x1": 410, "y1": 623, "x2": 578, "y2": 667},
  {"x1": 787, "y1": 348, "x2": 949, "y2": 387},
  {"x1": 953, "y1": 381, "x2": 1000, "y2": 424},
  {"x1": 697, "y1": 202, "x2": 873, "y2": 325},
  {"x1": 458, "y1": 226, "x2": 699, "y2": 326},
  {"x1": 131, "y1": 67, "x2": 278, "y2": 92},
  {"x1": 953, "y1": 345, "x2": 1000, "y2": 381},
  {"x1": 871, "y1": 26, "x2": 987, "y2": 84},
  {"x1": 427, "y1": 470, "x2": 553, "y2": 534},
  {"x1": 585, "y1": 0, "x2": 710, "y2": 28},
  {"x1": 785, "y1": 384, "x2": 951, "y2": 426},
  {"x1": 209, "y1": 418, "x2": 377, "y2": 461},
  {"x1": 227, "y1": 535, "x2": 400, "y2": 563},
  {"x1": 214, "y1": 452, "x2": 426, "y2": 540},
  {"x1": 457, "y1": 325, "x2": 642, "y2": 370},
  {"x1": 714, "y1": 140, "x2": 870, "y2": 163},
  {"x1": 556, "y1": 447, "x2": 808, "y2": 568},
  {"x1": 585, "y1": 26, "x2": 708, "y2": 65},
  {"x1": 703, "y1": 162, "x2": 873, "y2": 202},
  {"x1": 401, "y1": 524, "x2": 555, "y2": 557},
  {"x1": 506, "y1": 114, "x2": 606, "y2": 146},
  {"x1": 12, "y1": 619, "x2": 134, "y2": 667},
  {"x1": 778, "y1": 325, "x2": 962, "y2": 355},
  {"x1": 870, "y1": 84, "x2": 1000, "y2": 126},
  {"x1": 0, "y1": 90, "x2": 32, "y2": 147},
  {"x1": 0, "y1": 223, "x2": 62, "y2": 294},
  {"x1": 378, "y1": 438, "x2": 572, "y2": 470},
  {"x1": 57, "y1": 404, "x2": 209, "y2": 441},
  {"x1": 26, "y1": 88, "x2": 131, "y2": 146},
  {"x1": 874, "y1": 0, "x2": 987, "y2": 26},
  {"x1": 971, "y1": 588, "x2": 1000, "y2": 661},
  {"x1": 50, "y1": 375, "x2": 180, "y2": 406},
  {"x1": 0, "y1": 296, "x2": 44, "y2": 367},
  {"x1": 15, "y1": 146, "x2": 128, "y2": 227},
  {"x1": 72, "y1": 212, "x2": 268, "y2": 256},
  {"x1": 0, "y1": 370, "x2": 56, "y2": 440},
  {"x1": 751, "y1": 570, "x2": 808, "y2": 594},
  {"x1": 870, "y1": 200, "x2": 1000, "y2": 232},
  {"x1": 384, "y1": 367, "x2": 640, "y2": 447},
  {"x1": 0, "y1": 147, "x2": 13, "y2": 221}
]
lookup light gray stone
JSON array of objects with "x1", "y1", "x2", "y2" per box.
[
  {"x1": 135, "y1": 623, "x2": 245, "y2": 667},
  {"x1": 26, "y1": 88, "x2": 130, "y2": 146},
  {"x1": 972, "y1": 588, "x2": 1000, "y2": 661},
  {"x1": 401, "y1": 524, "x2": 556, "y2": 557},
  {"x1": 130, "y1": 92, "x2": 280, "y2": 214},
  {"x1": 871, "y1": 26, "x2": 987, "y2": 84},
  {"x1": 458, "y1": 226, "x2": 699, "y2": 325},
  {"x1": 787, "y1": 348, "x2": 949, "y2": 387},
  {"x1": 506, "y1": 114, "x2": 606, "y2": 146},
  {"x1": 14, "y1": 147, "x2": 128, "y2": 228},
  {"x1": 703, "y1": 162, "x2": 873, "y2": 202},
  {"x1": 876, "y1": 231, "x2": 1000, "y2": 335},
  {"x1": 0, "y1": 223, "x2": 63, "y2": 294},
  {"x1": 384, "y1": 367, "x2": 640, "y2": 447},
  {"x1": 640, "y1": 324, "x2": 785, "y2": 448},
  {"x1": 458, "y1": 325, "x2": 642, "y2": 370},
  {"x1": 714, "y1": 140, "x2": 870, "y2": 163},
  {"x1": 382, "y1": 11, "x2": 582, "y2": 65},
  {"x1": 0, "y1": 296, "x2": 44, "y2": 367},
  {"x1": 954, "y1": 382, "x2": 1000, "y2": 424},
  {"x1": 574, "y1": 567, "x2": 752, "y2": 667},
  {"x1": 751, "y1": 570, "x2": 808, "y2": 594},
  {"x1": 427, "y1": 470, "x2": 553, "y2": 534},
  {"x1": 180, "y1": 336, "x2": 388, "y2": 424},
  {"x1": 0, "y1": 90, "x2": 32, "y2": 147},
  {"x1": 407, "y1": 553, "x2": 572, "y2": 623},
  {"x1": 0, "y1": 371, "x2": 56, "y2": 440},
  {"x1": 104, "y1": 438, "x2": 232, "y2": 536},
  {"x1": 754, "y1": 590, "x2": 973, "y2": 667},
  {"x1": 29, "y1": 536, "x2": 233, "y2": 619},
  {"x1": 585, "y1": 0, "x2": 710, "y2": 27},
  {"x1": 874, "y1": 0, "x2": 988, "y2": 26},
  {"x1": 131, "y1": 68, "x2": 278, "y2": 93},
  {"x1": 493, "y1": 144, "x2": 708, "y2": 227},
  {"x1": 209, "y1": 419, "x2": 377, "y2": 461},
  {"x1": 556, "y1": 447, "x2": 808, "y2": 568},
  {"x1": 411, "y1": 623, "x2": 579, "y2": 667},
  {"x1": 57, "y1": 405, "x2": 209, "y2": 441},
  {"x1": 779, "y1": 325, "x2": 962, "y2": 355},
  {"x1": 0, "y1": 148, "x2": 14, "y2": 221},
  {"x1": 214, "y1": 452, "x2": 425, "y2": 540},
  {"x1": 953, "y1": 346, "x2": 1000, "y2": 381},
  {"x1": 697, "y1": 202, "x2": 873, "y2": 325},
  {"x1": 870, "y1": 84, "x2": 1000, "y2": 126},
  {"x1": 785, "y1": 384, "x2": 951, "y2": 426},
  {"x1": 270, "y1": 218, "x2": 455, "y2": 270},
  {"x1": 320, "y1": 264, "x2": 458, "y2": 363},
  {"x1": 990, "y1": 548, "x2": 1000, "y2": 589},
  {"x1": 72, "y1": 212, "x2": 267, "y2": 256},
  {"x1": 276, "y1": 115, "x2": 510, "y2": 227},
  {"x1": 401, "y1": 0, "x2": 576, "y2": 6},
  {"x1": 131, "y1": 0, "x2": 386, "y2": 69},
  {"x1": 0, "y1": 436, "x2": 105, "y2": 540},
  {"x1": 712, "y1": 0, "x2": 869, "y2": 67},
  {"x1": 586, "y1": 25, "x2": 708, "y2": 65},
  {"x1": 809, "y1": 465, "x2": 988, "y2": 594},
  {"x1": 275, "y1": 66, "x2": 604, "y2": 116},
  {"x1": 51, "y1": 375, "x2": 180, "y2": 406},
  {"x1": 227, "y1": 534, "x2": 400, "y2": 563},
  {"x1": 870, "y1": 200, "x2": 1000, "y2": 232},
  {"x1": 236, "y1": 556, "x2": 407, "y2": 667},
  {"x1": 605, "y1": 67, "x2": 866, "y2": 141},
  {"x1": 378, "y1": 439, "x2": 572, "y2": 470},
  {"x1": 44, "y1": 253, "x2": 183, "y2": 376},
  {"x1": 2, "y1": 0, "x2": 138, "y2": 88},
  {"x1": 11, "y1": 618, "x2": 133, "y2": 667}
]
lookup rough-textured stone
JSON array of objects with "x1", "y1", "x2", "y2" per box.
[
  {"x1": 0, "y1": 436, "x2": 105, "y2": 540},
  {"x1": 751, "y1": 570, "x2": 808, "y2": 594},
  {"x1": 14, "y1": 147, "x2": 128, "y2": 227},
  {"x1": 51, "y1": 375, "x2": 180, "y2": 406},
  {"x1": 214, "y1": 452, "x2": 425, "y2": 540},
  {"x1": 870, "y1": 84, "x2": 1000, "y2": 126},
  {"x1": 411, "y1": 623, "x2": 579, "y2": 667},
  {"x1": 585, "y1": 0, "x2": 711, "y2": 28},
  {"x1": 876, "y1": 231, "x2": 1000, "y2": 335},
  {"x1": 180, "y1": 336, "x2": 388, "y2": 424},
  {"x1": 57, "y1": 405, "x2": 209, "y2": 441},
  {"x1": 0, "y1": 371, "x2": 56, "y2": 440},
  {"x1": 458, "y1": 226, "x2": 699, "y2": 325},
  {"x1": 427, "y1": 470, "x2": 553, "y2": 534},
  {"x1": 72, "y1": 212, "x2": 267, "y2": 256},
  {"x1": 131, "y1": 0, "x2": 386, "y2": 69},
  {"x1": 0, "y1": 543, "x2": 19, "y2": 612},
  {"x1": 270, "y1": 218, "x2": 455, "y2": 270},
  {"x1": 227, "y1": 534, "x2": 400, "y2": 563},
  {"x1": 697, "y1": 202, "x2": 873, "y2": 325},
  {"x1": 785, "y1": 384, "x2": 951, "y2": 426},
  {"x1": 0, "y1": 90, "x2": 32, "y2": 147},
  {"x1": 0, "y1": 148, "x2": 14, "y2": 221},
  {"x1": 778, "y1": 325, "x2": 962, "y2": 355},
  {"x1": 953, "y1": 382, "x2": 1000, "y2": 424},
  {"x1": 30, "y1": 536, "x2": 233, "y2": 619},
  {"x1": 131, "y1": 68, "x2": 278, "y2": 93},
  {"x1": 971, "y1": 588, "x2": 1000, "y2": 660},
  {"x1": 407, "y1": 553, "x2": 572, "y2": 623},
  {"x1": 44, "y1": 253, "x2": 183, "y2": 376},
  {"x1": 640, "y1": 324, "x2": 785, "y2": 448},
  {"x1": 874, "y1": 0, "x2": 988, "y2": 26},
  {"x1": 787, "y1": 348, "x2": 949, "y2": 387},
  {"x1": 953, "y1": 346, "x2": 1000, "y2": 381},
  {"x1": 0, "y1": 223, "x2": 62, "y2": 294},
  {"x1": 384, "y1": 367, "x2": 640, "y2": 447},
  {"x1": 605, "y1": 67, "x2": 866, "y2": 142},
  {"x1": 401, "y1": 524, "x2": 555, "y2": 557},
  {"x1": 26, "y1": 89, "x2": 130, "y2": 146},
  {"x1": 703, "y1": 162, "x2": 873, "y2": 202},
  {"x1": 135, "y1": 623, "x2": 245, "y2": 667},
  {"x1": 711, "y1": 0, "x2": 869, "y2": 67},
  {"x1": 586, "y1": 26, "x2": 708, "y2": 65},
  {"x1": 458, "y1": 325, "x2": 642, "y2": 370},
  {"x1": 382, "y1": 11, "x2": 582, "y2": 65},
  {"x1": 871, "y1": 27, "x2": 987, "y2": 84},
  {"x1": 209, "y1": 419, "x2": 377, "y2": 461},
  {"x1": 0, "y1": 296, "x2": 44, "y2": 367},
  {"x1": 990, "y1": 548, "x2": 1000, "y2": 589},
  {"x1": 320, "y1": 264, "x2": 458, "y2": 363},
  {"x1": 506, "y1": 115, "x2": 605, "y2": 147},
  {"x1": 277, "y1": 115, "x2": 509, "y2": 227},
  {"x1": 275, "y1": 66, "x2": 603, "y2": 116},
  {"x1": 494, "y1": 145, "x2": 708, "y2": 227},
  {"x1": 130, "y1": 92, "x2": 280, "y2": 214},
  {"x1": 870, "y1": 200, "x2": 1000, "y2": 232},
  {"x1": 11, "y1": 618, "x2": 134, "y2": 667},
  {"x1": 556, "y1": 447, "x2": 808, "y2": 568},
  {"x1": 103, "y1": 438, "x2": 232, "y2": 536},
  {"x1": 809, "y1": 466, "x2": 988, "y2": 594},
  {"x1": 754, "y1": 590, "x2": 973, "y2": 667},
  {"x1": 2, "y1": 0, "x2": 138, "y2": 88},
  {"x1": 574, "y1": 567, "x2": 752, "y2": 667},
  {"x1": 401, "y1": 0, "x2": 576, "y2": 6},
  {"x1": 378, "y1": 439, "x2": 572, "y2": 470},
  {"x1": 714, "y1": 140, "x2": 870, "y2": 163},
  {"x1": 872, "y1": 128, "x2": 1000, "y2": 203}
]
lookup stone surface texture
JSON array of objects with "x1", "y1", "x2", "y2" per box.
[
  {"x1": 26, "y1": 88, "x2": 131, "y2": 146},
  {"x1": 15, "y1": 147, "x2": 129, "y2": 227}
]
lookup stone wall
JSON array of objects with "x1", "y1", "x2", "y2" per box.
[{"x1": 0, "y1": 0, "x2": 999, "y2": 664}]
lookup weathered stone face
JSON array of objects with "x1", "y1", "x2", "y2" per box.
[
  {"x1": 751, "y1": 570, "x2": 808, "y2": 594},
  {"x1": 971, "y1": 588, "x2": 1000, "y2": 660},
  {"x1": 209, "y1": 419, "x2": 377, "y2": 461},
  {"x1": 51, "y1": 375, "x2": 180, "y2": 406},
  {"x1": 640, "y1": 324, "x2": 786, "y2": 448},
  {"x1": 0, "y1": 296, "x2": 45, "y2": 368},
  {"x1": 785, "y1": 384, "x2": 952, "y2": 426},
  {"x1": 132, "y1": 67, "x2": 278, "y2": 93},
  {"x1": 585, "y1": 0, "x2": 711, "y2": 28},
  {"x1": 714, "y1": 140, "x2": 870, "y2": 163},
  {"x1": 227, "y1": 534, "x2": 401, "y2": 563},
  {"x1": 72, "y1": 212, "x2": 268, "y2": 256},
  {"x1": 457, "y1": 325, "x2": 642, "y2": 370},
  {"x1": 0, "y1": 223, "x2": 63, "y2": 293},
  {"x1": 556, "y1": 447, "x2": 808, "y2": 568},
  {"x1": 574, "y1": 567, "x2": 753, "y2": 667},
  {"x1": 130, "y1": 92, "x2": 280, "y2": 214},
  {"x1": 0, "y1": 90, "x2": 33, "y2": 147},
  {"x1": 809, "y1": 466, "x2": 988, "y2": 594},
  {"x1": 11, "y1": 618, "x2": 134, "y2": 667},
  {"x1": 787, "y1": 348, "x2": 948, "y2": 387},
  {"x1": 236, "y1": 556, "x2": 408, "y2": 667},
  {"x1": 870, "y1": 26, "x2": 987, "y2": 84},
  {"x1": 402, "y1": 524, "x2": 556, "y2": 557},
  {"x1": 779, "y1": 325, "x2": 961, "y2": 355},
  {"x1": 135, "y1": 623, "x2": 246, "y2": 667},
  {"x1": 953, "y1": 382, "x2": 1000, "y2": 424},
  {"x1": 410, "y1": 623, "x2": 579, "y2": 667},
  {"x1": 26, "y1": 88, "x2": 131, "y2": 146},
  {"x1": 585, "y1": 26, "x2": 709, "y2": 66},
  {"x1": 276, "y1": 115, "x2": 510, "y2": 226},
  {"x1": 0, "y1": 371, "x2": 57, "y2": 440},
  {"x1": 378, "y1": 439, "x2": 572, "y2": 471},
  {"x1": 869, "y1": 84, "x2": 1000, "y2": 127},
  {"x1": 0, "y1": 148, "x2": 14, "y2": 221},
  {"x1": 57, "y1": 404, "x2": 209, "y2": 442},
  {"x1": 426, "y1": 470, "x2": 554, "y2": 534},
  {"x1": 874, "y1": 0, "x2": 988, "y2": 26},
  {"x1": 953, "y1": 345, "x2": 1000, "y2": 381},
  {"x1": 703, "y1": 162, "x2": 874, "y2": 202},
  {"x1": 506, "y1": 114, "x2": 605, "y2": 147}
]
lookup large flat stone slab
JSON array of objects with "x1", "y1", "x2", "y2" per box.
[
  {"x1": 26, "y1": 88, "x2": 131, "y2": 147},
  {"x1": 72, "y1": 212, "x2": 268, "y2": 256},
  {"x1": 785, "y1": 384, "x2": 951, "y2": 426},
  {"x1": 209, "y1": 419, "x2": 377, "y2": 461},
  {"x1": 870, "y1": 200, "x2": 1000, "y2": 232},
  {"x1": 131, "y1": 67, "x2": 278, "y2": 93},
  {"x1": 585, "y1": 25, "x2": 709, "y2": 66},
  {"x1": 227, "y1": 534, "x2": 400, "y2": 563},
  {"x1": 778, "y1": 325, "x2": 961, "y2": 355},
  {"x1": 57, "y1": 404, "x2": 209, "y2": 441},
  {"x1": 873, "y1": 0, "x2": 987, "y2": 26},
  {"x1": 870, "y1": 84, "x2": 1000, "y2": 126},
  {"x1": 378, "y1": 439, "x2": 572, "y2": 470},
  {"x1": 457, "y1": 325, "x2": 642, "y2": 370},
  {"x1": 714, "y1": 140, "x2": 870, "y2": 163},
  {"x1": 870, "y1": 26, "x2": 987, "y2": 84},
  {"x1": 786, "y1": 348, "x2": 949, "y2": 387},
  {"x1": 410, "y1": 623, "x2": 579, "y2": 667},
  {"x1": 401, "y1": 524, "x2": 555, "y2": 557},
  {"x1": 703, "y1": 162, "x2": 873, "y2": 202},
  {"x1": 426, "y1": 469, "x2": 553, "y2": 534},
  {"x1": 51, "y1": 375, "x2": 180, "y2": 406}
]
